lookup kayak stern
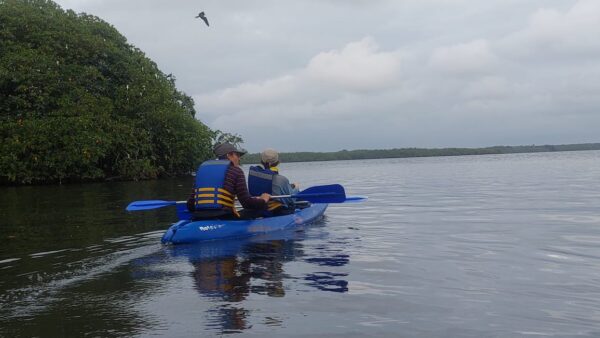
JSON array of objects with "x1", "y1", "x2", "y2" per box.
[{"x1": 161, "y1": 203, "x2": 328, "y2": 245}]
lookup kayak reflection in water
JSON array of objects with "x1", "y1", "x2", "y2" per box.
[
  {"x1": 190, "y1": 239, "x2": 291, "y2": 332},
  {"x1": 179, "y1": 233, "x2": 350, "y2": 332},
  {"x1": 192, "y1": 241, "x2": 287, "y2": 299}
]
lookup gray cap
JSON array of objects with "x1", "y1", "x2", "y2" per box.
[
  {"x1": 261, "y1": 148, "x2": 279, "y2": 165},
  {"x1": 214, "y1": 143, "x2": 247, "y2": 157}
]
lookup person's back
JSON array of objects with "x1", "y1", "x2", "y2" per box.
[
  {"x1": 188, "y1": 143, "x2": 269, "y2": 219},
  {"x1": 248, "y1": 148, "x2": 300, "y2": 215}
]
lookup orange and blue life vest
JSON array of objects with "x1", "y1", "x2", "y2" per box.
[{"x1": 193, "y1": 160, "x2": 236, "y2": 213}]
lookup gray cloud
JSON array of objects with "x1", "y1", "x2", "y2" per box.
[
  {"x1": 54, "y1": 0, "x2": 599, "y2": 152},
  {"x1": 430, "y1": 39, "x2": 498, "y2": 76}
]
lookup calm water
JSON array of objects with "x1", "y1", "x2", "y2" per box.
[{"x1": 1, "y1": 151, "x2": 600, "y2": 337}]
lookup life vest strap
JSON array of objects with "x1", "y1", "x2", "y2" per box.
[
  {"x1": 197, "y1": 187, "x2": 216, "y2": 192},
  {"x1": 267, "y1": 200, "x2": 283, "y2": 211},
  {"x1": 195, "y1": 187, "x2": 236, "y2": 210},
  {"x1": 195, "y1": 187, "x2": 233, "y2": 196},
  {"x1": 217, "y1": 194, "x2": 233, "y2": 203}
]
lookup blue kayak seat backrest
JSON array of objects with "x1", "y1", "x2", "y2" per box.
[{"x1": 248, "y1": 166, "x2": 276, "y2": 196}]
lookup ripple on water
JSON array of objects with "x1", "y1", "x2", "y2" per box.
[
  {"x1": 0, "y1": 232, "x2": 164, "y2": 321},
  {"x1": 542, "y1": 214, "x2": 600, "y2": 224},
  {"x1": 29, "y1": 249, "x2": 71, "y2": 258},
  {"x1": 0, "y1": 258, "x2": 21, "y2": 264},
  {"x1": 104, "y1": 236, "x2": 138, "y2": 244},
  {"x1": 448, "y1": 232, "x2": 515, "y2": 245},
  {"x1": 358, "y1": 314, "x2": 407, "y2": 327},
  {"x1": 541, "y1": 246, "x2": 600, "y2": 262},
  {"x1": 562, "y1": 235, "x2": 600, "y2": 245},
  {"x1": 138, "y1": 230, "x2": 165, "y2": 238},
  {"x1": 347, "y1": 281, "x2": 410, "y2": 296}
]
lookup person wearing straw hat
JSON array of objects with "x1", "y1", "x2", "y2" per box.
[
  {"x1": 187, "y1": 142, "x2": 270, "y2": 219},
  {"x1": 248, "y1": 148, "x2": 300, "y2": 216}
]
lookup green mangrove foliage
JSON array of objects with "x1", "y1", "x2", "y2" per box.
[
  {"x1": 0, "y1": 0, "x2": 214, "y2": 184},
  {"x1": 242, "y1": 143, "x2": 600, "y2": 164},
  {"x1": 213, "y1": 130, "x2": 244, "y2": 149}
]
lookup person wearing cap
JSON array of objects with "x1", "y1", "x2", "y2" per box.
[
  {"x1": 187, "y1": 142, "x2": 270, "y2": 219},
  {"x1": 248, "y1": 148, "x2": 300, "y2": 216}
]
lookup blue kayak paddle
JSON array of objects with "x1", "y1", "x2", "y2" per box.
[
  {"x1": 126, "y1": 200, "x2": 186, "y2": 211},
  {"x1": 126, "y1": 184, "x2": 367, "y2": 211},
  {"x1": 342, "y1": 195, "x2": 369, "y2": 203},
  {"x1": 271, "y1": 184, "x2": 347, "y2": 203},
  {"x1": 271, "y1": 184, "x2": 368, "y2": 203}
]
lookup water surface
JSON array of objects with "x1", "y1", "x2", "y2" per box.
[{"x1": 1, "y1": 151, "x2": 600, "y2": 337}]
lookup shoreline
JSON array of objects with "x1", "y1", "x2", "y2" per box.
[{"x1": 4, "y1": 143, "x2": 599, "y2": 186}]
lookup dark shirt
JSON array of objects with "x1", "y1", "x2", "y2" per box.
[{"x1": 223, "y1": 164, "x2": 266, "y2": 209}]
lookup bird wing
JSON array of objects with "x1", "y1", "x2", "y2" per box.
[{"x1": 201, "y1": 16, "x2": 209, "y2": 26}]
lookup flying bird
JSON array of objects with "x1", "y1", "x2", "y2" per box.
[{"x1": 195, "y1": 12, "x2": 209, "y2": 27}]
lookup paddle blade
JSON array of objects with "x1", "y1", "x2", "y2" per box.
[
  {"x1": 126, "y1": 200, "x2": 177, "y2": 211},
  {"x1": 294, "y1": 184, "x2": 346, "y2": 203},
  {"x1": 344, "y1": 195, "x2": 368, "y2": 203}
]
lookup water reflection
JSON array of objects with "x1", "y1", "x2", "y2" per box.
[
  {"x1": 305, "y1": 272, "x2": 349, "y2": 293},
  {"x1": 303, "y1": 241, "x2": 351, "y2": 293},
  {"x1": 167, "y1": 225, "x2": 349, "y2": 333}
]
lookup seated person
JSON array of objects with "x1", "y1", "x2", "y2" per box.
[
  {"x1": 187, "y1": 142, "x2": 270, "y2": 219},
  {"x1": 248, "y1": 148, "x2": 301, "y2": 216}
]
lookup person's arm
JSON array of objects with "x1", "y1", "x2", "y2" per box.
[
  {"x1": 272, "y1": 175, "x2": 298, "y2": 206},
  {"x1": 225, "y1": 166, "x2": 267, "y2": 209}
]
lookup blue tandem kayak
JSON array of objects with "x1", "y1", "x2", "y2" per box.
[{"x1": 161, "y1": 203, "x2": 328, "y2": 244}]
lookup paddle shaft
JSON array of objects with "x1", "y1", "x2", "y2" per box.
[
  {"x1": 272, "y1": 194, "x2": 366, "y2": 201},
  {"x1": 126, "y1": 200, "x2": 186, "y2": 211},
  {"x1": 271, "y1": 193, "x2": 337, "y2": 199},
  {"x1": 126, "y1": 184, "x2": 361, "y2": 211}
]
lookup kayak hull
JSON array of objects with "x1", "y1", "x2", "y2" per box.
[{"x1": 161, "y1": 203, "x2": 328, "y2": 244}]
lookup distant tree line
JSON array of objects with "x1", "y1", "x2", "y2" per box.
[
  {"x1": 243, "y1": 143, "x2": 600, "y2": 164},
  {"x1": 0, "y1": 0, "x2": 215, "y2": 185}
]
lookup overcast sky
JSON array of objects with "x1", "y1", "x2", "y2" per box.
[{"x1": 53, "y1": 0, "x2": 600, "y2": 152}]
